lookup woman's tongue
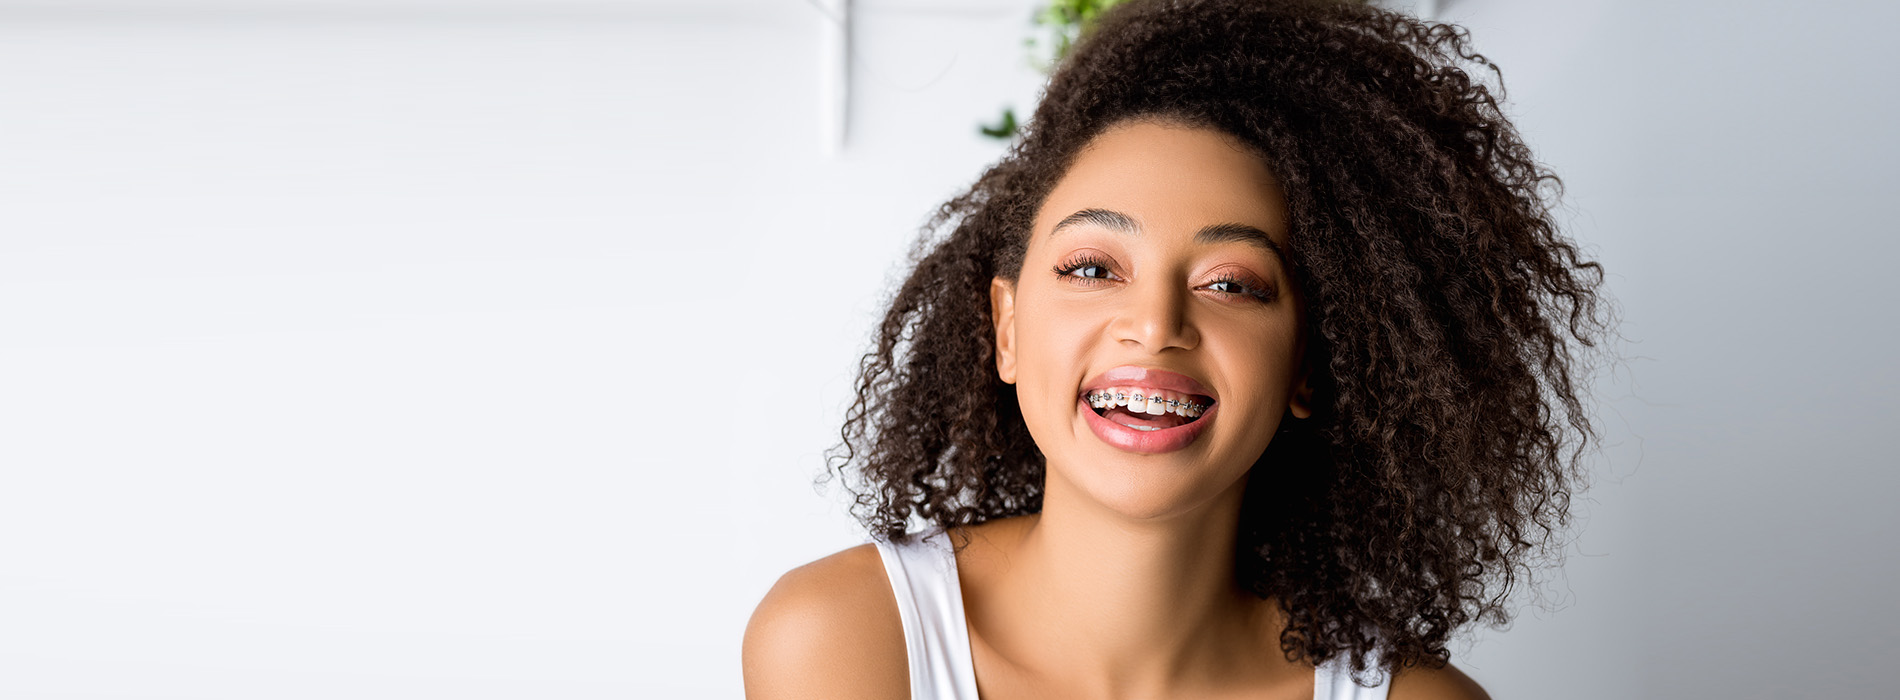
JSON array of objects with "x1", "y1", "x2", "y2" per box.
[{"x1": 1104, "y1": 405, "x2": 1189, "y2": 431}]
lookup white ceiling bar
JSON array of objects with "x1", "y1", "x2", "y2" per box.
[{"x1": 817, "y1": 0, "x2": 850, "y2": 156}]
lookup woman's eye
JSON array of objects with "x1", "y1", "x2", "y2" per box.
[
  {"x1": 1054, "y1": 258, "x2": 1119, "y2": 283},
  {"x1": 1207, "y1": 280, "x2": 1247, "y2": 294},
  {"x1": 1204, "y1": 277, "x2": 1274, "y2": 302}
]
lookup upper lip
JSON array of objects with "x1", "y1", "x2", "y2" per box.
[{"x1": 1080, "y1": 365, "x2": 1216, "y2": 400}]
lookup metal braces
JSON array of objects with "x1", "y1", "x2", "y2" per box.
[{"x1": 1088, "y1": 391, "x2": 1207, "y2": 412}]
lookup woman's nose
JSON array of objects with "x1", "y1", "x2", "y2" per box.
[{"x1": 1111, "y1": 278, "x2": 1199, "y2": 352}]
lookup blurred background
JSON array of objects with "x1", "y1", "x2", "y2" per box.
[{"x1": 1, "y1": 0, "x2": 1894, "y2": 697}]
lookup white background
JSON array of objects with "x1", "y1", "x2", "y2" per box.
[{"x1": 1, "y1": 0, "x2": 1894, "y2": 697}]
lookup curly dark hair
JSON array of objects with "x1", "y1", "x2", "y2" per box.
[{"x1": 824, "y1": 0, "x2": 1611, "y2": 682}]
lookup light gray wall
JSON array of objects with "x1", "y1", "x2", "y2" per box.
[
  {"x1": 1443, "y1": 1, "x2": 1900, "y2": 698},
  {"x1": 0, "y1": 0, "x2": 1891, "y2": 697}
]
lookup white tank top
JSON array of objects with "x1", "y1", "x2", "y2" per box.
[{"x1": 874, "y1": 529, "x2": 1392, "y2": 700}]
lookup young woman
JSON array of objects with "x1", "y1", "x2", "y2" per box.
[{"x1": 745, "y1": 1, "x2": 1609, "y2": 698}]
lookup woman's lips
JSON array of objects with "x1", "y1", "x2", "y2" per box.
[{"x1": 1079, "y1": 395, "x2": 1217, "y2": 455}]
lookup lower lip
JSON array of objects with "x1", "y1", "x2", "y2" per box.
[{"x1": 1079, "y1": 396, "x2": 1217, "y2": 455}]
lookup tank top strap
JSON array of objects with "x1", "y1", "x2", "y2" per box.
[
  {"x1": 1313, "y1": 647, "x2": 1392, "y2": 700},
  {"x1": 873, "y1": 529, "x2": 982, "y2": 700}
]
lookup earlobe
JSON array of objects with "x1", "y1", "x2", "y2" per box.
[
  {"x1": 1288, "y1": 367, "x2": 1314, "y2": 419},
  {"x1": 1287, "y1": 330, "x2": 1316, "y2": 419},
  {"x1": 989, "y1": 277, "x2": 1017, "y2": 385}
]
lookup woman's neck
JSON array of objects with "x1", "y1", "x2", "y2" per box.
[{"x1": 958, "y1": 469, "x2": 1288, "y2": 698}]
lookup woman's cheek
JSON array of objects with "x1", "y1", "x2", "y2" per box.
[{"x1": 1014, "y1": 305, "x2": 1085, "y2": 431}]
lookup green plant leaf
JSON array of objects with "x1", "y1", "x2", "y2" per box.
[{"x1": 979, "y1": 107, "x2": 1019, "y2": 140}]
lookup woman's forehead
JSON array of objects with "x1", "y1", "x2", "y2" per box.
[{"x1": 1034, "y1": 121, "x2": 1289, "y2": 249}]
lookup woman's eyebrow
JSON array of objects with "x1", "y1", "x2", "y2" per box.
[{"x1": 1050, "y1": 207, "x2": 1285, "y2": 263}]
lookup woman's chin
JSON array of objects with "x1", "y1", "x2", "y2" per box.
[{"x1": 1046, "y1": 459, "x2": 1248, "y2": 524}]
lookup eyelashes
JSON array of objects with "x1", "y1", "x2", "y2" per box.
[
  {"x1": 1051, "y1": 253, "x2": 1277, "y2": 303},
  {"x1": 1052, "y1": 253, "x2": 1118, "y2": 284}
]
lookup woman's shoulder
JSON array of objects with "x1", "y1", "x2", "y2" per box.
[
  {"x1": 1386, "y1": 661, "x2": 1491, "y2": 700},
  {"x1": 741, "y1": 543, "x2": 908, "y2": 700}
]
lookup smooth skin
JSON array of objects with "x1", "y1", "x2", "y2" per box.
[{"x1": 744, "y1": 121, "x2": 1492, "y2": 700}]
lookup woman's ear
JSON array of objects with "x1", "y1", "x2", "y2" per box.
[
  {"x1": 1288, "y1": 344, "x2": 1314, "y2": 420},
  {"x1": 1288, "y1": 371, "x2": 1313, "y2": 419},
  {"x1": 989, "y1": 277, "x2": 1018, "y2": 385}
]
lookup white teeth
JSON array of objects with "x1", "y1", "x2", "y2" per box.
[
  {"x1": 1144, "y1": 397, "x2": 1167, "y2": 416},
  {"x1": 1129, "y1": 392, "x2": 1148, "y2": 413}
]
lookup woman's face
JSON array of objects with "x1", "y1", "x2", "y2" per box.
[{"x1": 990, "y1": 119, "x2": 1311, "y2": 520}]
